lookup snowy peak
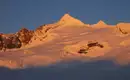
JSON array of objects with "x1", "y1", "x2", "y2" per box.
[
  {"x1": 58, "y1": 13, "x2": 85, "y2": 26},
  {"x1": 96, "y1": 20, "x2": 107, "y2": 26},
  {"x1": 91, "y1": 20, "x2": 109, "y2": 28},
  {"x1": 60, "y1": 13, "x2": 73, "y2": 21}
]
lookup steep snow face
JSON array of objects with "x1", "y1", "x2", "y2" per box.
[
  {"x1": 57, "y1": 14, "x2": 85, "y2": 26},
  {"x1": 117, "y1": 23, "x2": 130, "y2": 34}
]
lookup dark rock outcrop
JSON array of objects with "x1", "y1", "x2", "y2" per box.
[
  {"x1": 16, "y1": 28, "x2": 34, "y2": 46},
  {"x1": 0, "y1": 27, "x2": 34, "y2": 51},
  {"x1": 78, "y1": 41, "x2": 104, "y2": 54},
  {"x1": 0, "y1": 33, "x2": 3, "y2": 50},
  {"x1": 87, "y1": 41, "x2": 104, "y2": 48},
  {"x1": 0, "y1": 33, "x2": 22, "y2": 51}
]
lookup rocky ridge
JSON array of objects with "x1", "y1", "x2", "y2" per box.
[
  {"x1": 0, "y1": 14, "x2": 130, "y2": 68},
  {"x1": 0, "y1": 13, "x2": 130, "y2": 51}
]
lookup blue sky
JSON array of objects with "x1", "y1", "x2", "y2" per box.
[{"x1": 0, "y1": 0, "x2": 130, "y2": 33}]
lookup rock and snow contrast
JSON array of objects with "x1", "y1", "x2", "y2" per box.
[{"x1": 0, "y1": 14, "x2": 130, "y2": 69}]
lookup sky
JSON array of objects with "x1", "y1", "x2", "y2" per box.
[{"x1": 0, "y1": 0, "x2": 130, "y2": 33}]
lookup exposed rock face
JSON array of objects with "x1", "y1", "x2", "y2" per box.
[
  {"x1": 0, "y1": 33, "x2": 22, "y2": 51},
  {"x1": 33, "y1": 24, "x2": 53, "y2": 41},
  {"x1": 64, "y1": 40, "x2": 105, "y2": 56},
  {"x1": 87, "y1": 41, "x2": 104, "y2": 48},
  {"x1": 34, "y1": 25, "x2": 46, "y2": 39},
  {"x1": 0, "y1": 28, "x2": 34, "y2": 51},
  {"x1": 16, "y1": 28, "x2": 34, "y2": 46},
  {"x1": 0, "y1": 33, "x2": 3, "y2": 50},
  {"x1": 116, "y1": 23, "x2": 130, "y2": 34},
  {"x1": 0, "y1": 28, "x2": 35, "y2": 51},
  {"x1": 78, "y1": 41, "x2": 104, "y2": 54}
]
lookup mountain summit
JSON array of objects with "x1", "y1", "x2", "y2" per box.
[
  {"x1": 57, "y1": 13, "x2": 85, "y2": 26},
  {"x1": 96, "y1": 20, "x2": 107, "y2": 26},
  {"x1": 91, "y1": 20, "x2": 109, "y2": 28}
]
